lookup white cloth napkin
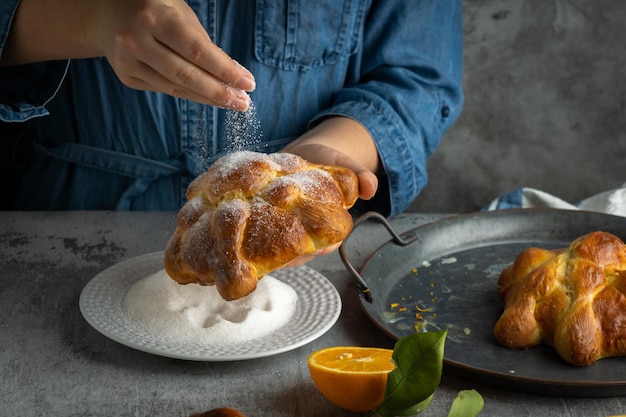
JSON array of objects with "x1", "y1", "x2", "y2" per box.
[{"x1": 484, "y1": 183, "x2": 626, "y2": 217}]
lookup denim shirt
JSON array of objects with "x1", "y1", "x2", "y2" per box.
[{"x1": 0, "y1": 0, "x2": 463, "y2": 215}]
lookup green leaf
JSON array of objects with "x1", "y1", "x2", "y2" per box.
[
  {"x1": 371, "y1": 330, "x2": 447, "y2": 417},
  {"x1": 447, "y1": 390, "x2": 484, "y2": 417}
]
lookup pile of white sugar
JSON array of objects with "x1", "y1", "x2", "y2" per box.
[{"x1": 123, "y1": 270, "x2": 298, "y2": 346}]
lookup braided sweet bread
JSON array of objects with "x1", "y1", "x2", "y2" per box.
[
  {"x1": 164, "y1": 151, "x2": 359, "y2": 300},
  {"x1": 493, "y1": 231, "x2": 626, "y2": 366}
]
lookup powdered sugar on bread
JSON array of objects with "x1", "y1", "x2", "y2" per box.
[{"x1": 165, "y1": 151, "x2": 359, "y2": 300}]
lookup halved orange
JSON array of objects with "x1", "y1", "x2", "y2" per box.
[{"x1": 307, "y1": 346, "x2": 395, "y2": 412}]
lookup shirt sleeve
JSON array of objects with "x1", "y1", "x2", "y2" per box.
[
  {"x1": 310, "y1": 0, "x2": 464, "y2": 216},
  {"x1": 0, "y1": 0, "x2": 70, "y2": 122}
]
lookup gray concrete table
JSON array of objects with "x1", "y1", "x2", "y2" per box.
[{"x1": 1, "y1": 211, "x2": 626, "y2": 417}]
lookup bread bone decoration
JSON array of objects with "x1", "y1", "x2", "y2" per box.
[
  {"x1": 493, "y1": 231, "x2": 626, "y2": 366},
  {"x1": 164, "y1": 151, "x2": 359, "y2": 301}
]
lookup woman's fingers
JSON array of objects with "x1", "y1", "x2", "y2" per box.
[
  {"x1": 152, "y1": 14, "x2": 255, "y2": 91},
  {"x1": 101, "y1": 0, "x2": 254, "y2": 108},
  {"x1": 282, "y1": 142, "x2": 379, "y2": 201},
  {"x1": 122, "y1": 67, "x2": 251, "y2": 109},
  {"x1": 119, "y1": 43, "x2": 252, "y2": 110}
]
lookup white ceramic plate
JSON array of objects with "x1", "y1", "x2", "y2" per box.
[{"x1": 79, "y1": 252, "x2": 341, "y2": 361}]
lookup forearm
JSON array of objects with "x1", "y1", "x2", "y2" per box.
[
  {"x1": 1, "y1": 0, "x2": 98, "y2": 65},
  {"x1": 309, "y1": 0, "x2": 464, "y2": 216}
]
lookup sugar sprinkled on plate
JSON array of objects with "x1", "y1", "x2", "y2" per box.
[{"x1": 123, "y1": 270, "x2": 298, "y2": 346}]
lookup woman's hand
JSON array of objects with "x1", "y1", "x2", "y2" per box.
[
  {"x1": 3, "y1": 0, "x2": 255, "y2": 110},
  {"x1": 92, "y1": 0, "x2": 255, "y2": 109},
  {"x1": 282, "y1": 141, "x2": 378, "y2": 202},
  {"x1": 282, "y1": 117, "x2": 380, "y2": 201},
  {"x1": 281, "y1": 116, "x2": 381, "y2": 267}
]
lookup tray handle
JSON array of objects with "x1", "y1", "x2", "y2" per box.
[{"x1": 339, "y1": 211, "x2": 419, "y2": 303}]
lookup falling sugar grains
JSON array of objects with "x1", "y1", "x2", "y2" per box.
[
  {"x1": 225, "y1": 98, "x2": 263, "y2": 153},
  {"x1": 191, "y1": 106, "x2": 211, "y2": 174}
]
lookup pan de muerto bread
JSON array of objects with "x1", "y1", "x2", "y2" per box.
[
  {"x1": 493, "y1": 231, "x2": 626, "y2": 366},
  {"x1": 164, "y1": 151, "x2": 359, "y2": 301}
]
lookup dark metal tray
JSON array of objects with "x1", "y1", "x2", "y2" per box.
[{"x1": 340, "y1": 209, "x2": 626, "y2": 397}]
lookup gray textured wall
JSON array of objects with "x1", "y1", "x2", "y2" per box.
[{"x1": 408, "y1": 0, "x2": 626, "y2": 213}]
